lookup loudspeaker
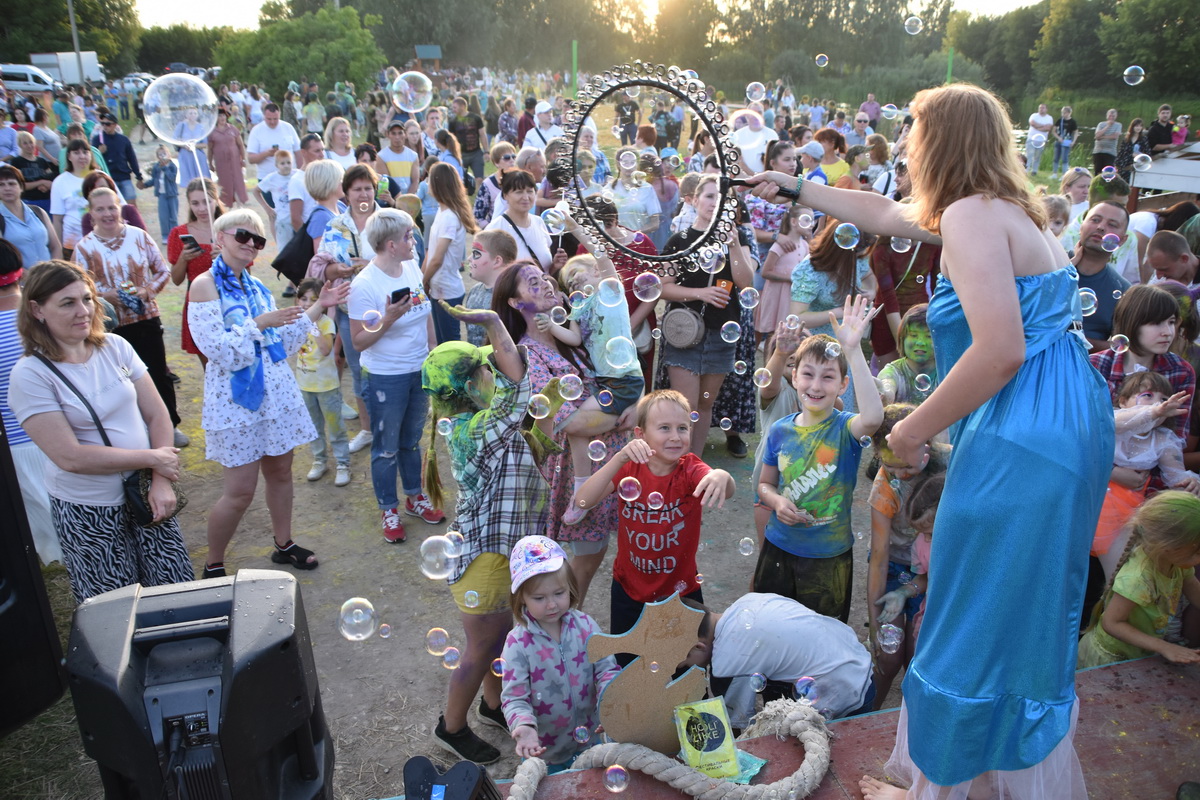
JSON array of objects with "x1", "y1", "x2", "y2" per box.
[
  {"x1": 67, "y1": 569, "x2": 334, "y2": 799},
  {"x1": 0, "y1": 428, "x2": 67, "y2": 739},
  {"x1": 403, "y1": 756, "x2": 502, "y2": 800}
]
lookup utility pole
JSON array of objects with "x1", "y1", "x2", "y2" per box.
[{"x1": 66, "y1": 0, "x2": 85, "y2": 85}]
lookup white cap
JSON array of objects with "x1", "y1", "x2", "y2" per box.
[{"x1": 535, "y1": 101, "x2": 552, "y2": 115}]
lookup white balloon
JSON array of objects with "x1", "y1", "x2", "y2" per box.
[{"x1": 142, "y1": 74, "x2": 219, "y2": 146}]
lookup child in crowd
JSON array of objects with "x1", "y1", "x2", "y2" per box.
[
  {"x1": 866, "y1": 404, "x2": 951, "y2": 704},
  {"x1": 756, "y1": 204, "x2": 813, "y2": 345},
  {"x1": 877, "y1": 304, "x2": 938, "y2": 405},
  {"x1": 1078, "y1": 491, "x2": 1200, "y2": 669},
  {"x1": 462, "y1": 229, "x2": 518, "y2": 347},
  {"x1": 752, "y1": 321, "x2": 807, "y2": 545},
  {"x1": 394, "y1": 194, "x2": 427, "y2": 265},
  {"x1": 755, "y1": 297, "x2": 884, "y2": 622},
  {"x1": 501, "y1": 536, "x2": 619, "y2": 772},
  {"x1": 147, "y1": 146, "x2": 178, "y2": 245},
  {"x1": 416, "y1": 155, "x2": 440, "y2": 237},
  {"x1": 575, "y1": 390, "x2": 735, "y2": 641},
  {"x1": 670, "y1": 172, "x2": 701, "y2": 235},
  {"x1": 678, "y1": 593, "x2": 874, "y2": 730},
  {"x1": 421, "y1": 304, "x2": 566, "y2": 764},
  {"x1": 256, "y1": 149, "x2": 295, "y2": 247},
  {"x1": 547, "y1": 242, "x2": 646, "y2": 525},
  {"x1": 1041, "y1": 194, "x2": 1071, "y2": 239},
  {"x1": 292, "y1": 278, "x2": 350, "y2": 487},
  {"x1": 879, "y1": 472, "x2": 945, "y2": 651}
]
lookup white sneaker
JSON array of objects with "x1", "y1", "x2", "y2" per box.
[
  {"x1": 307, "y1": 461, "x2": 327, "y2": 481},
  {"x1": 341, "y1": 402, "x2": 358, "y2": 420},
  {"x1": 349, "y1": 430, "x2": 373, "y2": 453},
  {"x1": 335, "y1": 465, "x2": 351, "y2": 486}
]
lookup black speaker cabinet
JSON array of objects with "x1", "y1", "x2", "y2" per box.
[
  {"x1": 67, "y1": 569, "x2": 334, "y2": 799},
  {"x1": 0, "y1": 428, "x2": 67, "y2": 738}
]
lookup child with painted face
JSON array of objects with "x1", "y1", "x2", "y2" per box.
[
  {"x1": 501, "y1": 536, "x2": 619, "y2": 771},
  {"x1": 461, "y1": 229, "x2": 518, "y2": 347},
  {"x1": 877, "y1": 304, "x2": 937, "y2": 405},
  {"x1": 574, "y1": 389, "x2": 735, "y2": 646},
  {"x1": 755, "y1": 295, "x2": 885, "y2": 622}
]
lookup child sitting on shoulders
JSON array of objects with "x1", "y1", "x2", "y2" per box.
[
  {"x1": 670, "y1": 173, "x2": 701, "y2": 235},
  {"x1": 1041, "y1": 194, "x2": 1071, "y2": 239},
  {"x1": 292, "y1": 278, "x2": 350, "y2": 487},
  {"x1": 575, "y1": 389, "x2": 735, "y2": 642},
  {"x1": 1078, "y1": 491, "x2": 1200, "y2": 669},
  {"x1": 462, "y1": 229, "x2": 518, "y2": 347},
  {"x1": 755, "y1": 296, "x2": 885, "y2": 622},
  {"x1": 501, "y1": 536, "x2": 619, "y2": 772},
  {"x1": 877, "y1": 304, "x2": 938, "y2": 405}
]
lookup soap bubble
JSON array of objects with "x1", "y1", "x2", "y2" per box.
[
  {"x1": 604, "y1": 764, "x2": 629, "y2": 792},
  {"x1": 793, "y1": 676, "x2": 820, "y2": 703},
  {"x1": 491, "y1": 657, "x2": 506, "y2": 677},
  {"x1": 442, "y1": 647, "x2": 462, "y2": 669},
  {"x1": 1028, "y1": 132, "x2": 1047, "y2": 149},
  {"x1": 626, "y1": 85, "x2": 641, "y2": 99},
  {"x1": 1112, "y1": 289, "x2": 1123, "y2": 300},
  {"x1": 891, "y1": 237, "x2": 912, "y2": 254},
  {"x1": 698, "y1": 247, "x2": 723, "y2": 273},
  {"x1": 425, "y1": 627, "x2": 450, "y2": 656},
  {"x1": 391, "y1": 71, "x2": 434, "y2": 113},
  {"x1": 419, "y1": 536, "x2": 458, "y2": 580},
  {"x1": 825, "y1": 342, "x2": 842, "y2": 359},
  {"x1": 463, "y1": 590, "x2": 479, "y2": 609},
  {"x1": 647, "y1": 491, "x2": 664, "y2": 509},
  {"x1": 1100, "y1": 165, "x2": 1118, "y2": 182},
  {"x1": 568, "y1": 290, "x2": 587, "y2": 308},
  {"x1": 879, "y1": 623, "x2": 904, "y2": 654},
  {"x1": 378, "y1": 623, "x2": 392, "y2": 638},
  {"x1": 1133, "y1": 153, "x2": 1152, "y2": 172},
  {"x1": 649, "y1": 661, "x2": 660, "y2": 673},
  {"x1": 739, "y1": 286, "x2": 760, "y2": 309},
  {"x1": 860, "y1": 435, "x2": 872, "y2": 448},
  {"x1": 745, "y1": 81, "x2": 767, "y2": 102},
  {"x1": 633, "y1": 272, "x2": 663, "y2": 302},
  {"x1": 689, "y1": 411, "x2": 700, "y2": 422},
  {"x1": 1110, "y1": 334, "x2": 1130, "y2": 354},
  {"x1": 1101, "y1": 233, "x2": 1121, "y2": 253},
  {"x1": 587, "y1": 440, "x2": 607, "y2": 461},
  {"x1": 362, "y1": 308, "x2": 383, "y2": 333},
  {"x1": 611, "y1": 125, "x2": 622, "y2": 139},
  {"x1": 738, "y1": 537, "x2": 755, "y2": 556},
  {"x1": 734, "y1": 360, "x2": 748, "y2": 375},
  {"x1": 598, "y1": 277, "x2": 624, "y2": 307},
  {"x1": 617, "y1": 476, "x2": 641, "y2": 502},
  {"x1": 815, "y1": 54, "x2": 829, "y2": 68},
  {"x1": 720, "y1": 320, "x2": 742, "y2": 343},
  {"x1": 618, "y1": 150, "x2": 638, "y2": 170},
  {"x1": 436, "y1": 417, "x2": 454, "y2": 436},
  {"x1": 549, "y1": 305, "x2": 569, "y2": 325},
  {"x1": 881, "y1": 104, "x2": 900, "y2": 120},
  {"x1": 1079, "y1": 288, "x2": 1098, "y2": 317},
  {"x1": 651, "y1": 327, "x2": 662, "y2": 340},
  {"x1": 798, "y1": 213, "x2": 814, "y2": 229},
  {"x1": 606, "y1": 336, "x2": 637, "y2": 370},
  {"x1": 834, "y1": 223, "x2": 860, "y2": 250},
  {"x1": 904, "y1": 15, "x2": 924, "y2": 34},
  {"x1": 444, "y1": 531, "x2": 465, "y2": 557},
  {"x1": 684, "y1": 69, "x2": 699, "y2": 80},
  {"x1": 338, "y1": 598, "x2": 377, "y2": 641},
  {"x1": 142, "y1": 74, "x2": 219, "y2": 145},
  {"x1": 1122, "y1": 65, "x2": 1145, "y2": 86},
  {"x1": 916, "y1": 274, "x2": 925, "y2": 284},
  {"x1": 784, "y1": 314, "x2": 801, "y2": 330},
  {"x1": 541, "y1": 207, "x2": 567, "y2": 235},
  {"x1": 914, "y1": 373, "x2": 932, "y2": 392},
  {"x1": 750, "y1": 673, "x2": 767, "y2": 692},
  {"x1": 719, "y1": 417, "x2": 732, "y2": 430},
  {"x1": 666, "y1": 154, "x2": 683, "y2": 171},
  {"x1": 574, "y1": 726, "x2": 591, "y2": 744},
  {"x1": 696, "y1": 573, "x2": 705, "y2": 584},
  {"x1": 528, "y1": 394, "x2": 552, "y2": 419},
  {"x1": 559, "y1": 373, "x2": 583, "y2": 401},
  {"x1": 753, "y1": 368, "x2": 773, "y2": 388}
]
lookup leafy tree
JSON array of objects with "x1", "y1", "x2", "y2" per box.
[
  {"x1": 0, "y1": 0, "x2": 141, "y2": 78},
  {"x1": 213, "y1": 6, "x2": 384, "y2": 100},
  {"x1": 1031, "y1": 0, "x2": 1114, "y2": 90},
  {"x1": 138, "y1": 25, "x2": 231, "y2": 73},
  {"x1": 654, "y1": 0, "x2": 719, "y2": 72},
  {"x1": 1098, "y1": 0, "x2": 1199, "y2": 93}
]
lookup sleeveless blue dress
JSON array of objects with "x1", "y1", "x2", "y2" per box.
[{"x1": 904, "y1": 265, "x2": 1113, "y2": 785}]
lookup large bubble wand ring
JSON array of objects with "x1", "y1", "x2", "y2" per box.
[{"x1": 142, "y1": 74, "x2": 220, "y2": 233}]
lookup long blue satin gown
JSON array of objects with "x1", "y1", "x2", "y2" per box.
[{"x1": 904, "y1": 264, "x2": 1113, "y2": 785}]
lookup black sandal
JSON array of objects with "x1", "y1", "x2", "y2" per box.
[
  {"x1": 271, "y1": 540, "x2": 319, "y2": 570},
  {"x1": 203, "y1": 562, "x2": 226, "y2": 579}
]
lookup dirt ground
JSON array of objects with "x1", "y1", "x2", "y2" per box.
[{"x1": 0, "y1": 136, "x2": 894, "y2": 800}]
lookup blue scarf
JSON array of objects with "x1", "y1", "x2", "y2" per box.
[{"x1": 210, "y1": 255, "x2": 287, "y2": 412}]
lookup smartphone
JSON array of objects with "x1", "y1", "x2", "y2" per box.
[
  {"x1": 179, "y1": 234, "x2": 200, "y2": 250},
  {"x1": 390, "y1": 287, "x2": 411, "y2": 305},
  {"x1": 716, "y1": 279, "x2": 733, "y2": 296}
]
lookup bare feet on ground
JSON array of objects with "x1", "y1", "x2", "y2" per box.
[{"x1": 860, "y1": 775, "x2": 907, "y2": 799}]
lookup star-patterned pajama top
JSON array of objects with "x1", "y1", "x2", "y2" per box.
[{"x1": 500, "y1": 609, "x2": 621, "y2": 765}]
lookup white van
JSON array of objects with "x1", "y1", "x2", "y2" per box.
[{"x1": 1, "y1": 64, "x2": 61, "y2": 95}]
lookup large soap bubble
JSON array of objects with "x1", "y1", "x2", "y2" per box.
[
  {"x1": 142, "y1": 74, "x2": 219, "y2": 146},
  {"x1": 392, "y1": 71, "x2": 434, "y2": 113}
]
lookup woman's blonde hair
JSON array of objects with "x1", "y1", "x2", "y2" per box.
[
  {"x1": 558, "y1": 254, "x2": 596, "y2": 292},
  {"x1": 212, "y1": 207, "x2": 265, "y2": 237},
  {"x1": 1059, "y1": 167, "x2": 1092, "y2": 197},
  {"x1": 906, "y1": 84, "x2": 1046, "y2": 234},
  {"x1": 364, "y1": 207, "x2": 414, "y2": 253},
  {"x1": 323, "y1": 116, "x2": 351, "y2": 149},
  {"x1": 87, "y1": 186, "x2": 119, "y2": 209},
  {"x1": 304, "y1": 159, "x2": 345, "y2": 202},
  {"x1": 510, "y1": 562, "x2": 581, "y2": 621},
  {"x1": 18, "y1": 260, "x2": 107, "y2": 358}
]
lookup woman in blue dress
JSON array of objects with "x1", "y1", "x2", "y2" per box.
[
  {"x1": 751, "y1": 83, "x2": 1112, "y2": 799},
  {"x1": 173, "y1": 108, "x2": 213, "y2": 187}
]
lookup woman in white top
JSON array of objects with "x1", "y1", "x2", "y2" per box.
[
  {"x1": 607, "y1": 145, "x2": 661, "y2": 236},
  {"x1": 187, "y1": 209, "x2": 347, "y2": 578},
  {"x1": 323, "y1": 116, "x2": 357, "y2": 168},
  {"x1": 485, "y1": 169, "x2": 563, "y2": 273},
  {"x1": 50, "y1": 140, "x2": 97, "y2": 256},
  {"x1": 422, "y1": 163, "x2": 478, "y2": 343},
  {"x1": 8, "y1": 260, "x2": 192, "y2": 602}
]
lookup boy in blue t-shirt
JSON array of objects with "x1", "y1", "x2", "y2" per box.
[{"x1": 755, "y1": 296, "x2": 884, "y2": 622}]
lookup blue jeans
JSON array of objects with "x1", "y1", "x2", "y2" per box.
[
  {"x1": 463, "y1": 149, "x2": 486, "y2": 185},
  {"x1": 621, "y1": 123, "x2": 637, "y2": 146},
  {"x1": 156, "y1": 194, "x2": 178, "y2": 242},
  {"x1": 431, "y1": 294, "x2": 464, "y2": 344},
  {"x1": 302, "y1": 387, "x2": 349, "y2": 466},
  {"x1": 1052, "y1": 143, "x2": 1072, "y2": 174},
  {"x1": 336, "y1": 307, "x2": 366, "y2": 403},
  {"x1": 364, "y1": 370, "x2": 427, "y2": 509},
  {"x1": 116, "y1": 178, "x2": 138, "y2": 203}
]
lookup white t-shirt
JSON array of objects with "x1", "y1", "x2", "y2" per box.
[
  {"x1": 259, "y1": 169, "x2": 292, "y2": 207},
  {"x1": 247, "y1": 120, "x2": 302, "y2": 179},
  {"x1": 288, "y1": 168, "x2": 318, "y2": 224},
  {"x1": 49, "y1": 171, "x2": 88, "y2": 249},
  {"x1": 731, "y1": 126, "x2": 779, "y2": 174},
  {"x1": 522, "y1": 124, "x2": 565, "y2": 150},
  {"x1": 610, "y1": 181, "x2": 662, "y2": 232},
  {"x1": 1128, "y1": 211, "x2": 1158, "y2": 242},
  {"x1": 1027, "y1": 112, "x2": 1053, "y2": 137},
  {"x1": 7, "y1": 336, "x2": 150, "y2": 506},
  {"x1": 347, "y1": 260, "x2": 432, "y2": 375},
  {"x1": 325, "y1": 149, "x2": 356, "y2": 169},
  {"x1": 427, "y1": 206, "x2": 467, "y2": 299},
  {"x1": 1069, "y1": 200, "x2": 1089, "y2": 221},
  {"x1": 485, "y1": 213, "x2": 554, "y2": 271}
]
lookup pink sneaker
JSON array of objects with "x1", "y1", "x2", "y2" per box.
[
  {"x1": 382, "y1": 508, "x2": 406, "y2": 543},
  {"x1": 405, "y1": 494, "x2": 446, "y2": 524},
  {"x1": 562, "y1": 494, "x2": 590, "y2": 526}
]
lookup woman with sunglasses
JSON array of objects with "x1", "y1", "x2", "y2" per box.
[
  {"x1": 187, "y1": 209, "x2": 348, "y2": 578},
  {"x1": 473, "y1": 141, "x2": 516, "y2": 229}
]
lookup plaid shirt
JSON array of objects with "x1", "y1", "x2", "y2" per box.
[
  {"x1": 445, "y1": 347, "x2": 554, "y2": 584},
  {"x1": 1090, "y1": 349, "x2": 1195, "y2": 440}
]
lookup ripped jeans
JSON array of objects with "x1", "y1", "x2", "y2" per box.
[{"x1": 364, "y1": 369, "x2": 427, "y2": 509}]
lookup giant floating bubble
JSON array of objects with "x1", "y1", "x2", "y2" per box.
[
  {"x1": 142, "y1": 73, "x2": 219, "y2": 146},
  {"x1": 392, "y1": 71, "x2": 433, "y2": 113}
]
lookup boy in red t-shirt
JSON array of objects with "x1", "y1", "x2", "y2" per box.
[{"x1": 575, "y1": 389, "x2": 735, "y2": 643}]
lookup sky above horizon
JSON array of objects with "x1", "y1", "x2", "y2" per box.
[{"x1": 137, "y1": 0, "x2": 1035, "y2": 36}]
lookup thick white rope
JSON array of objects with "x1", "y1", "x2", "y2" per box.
[{"x1": 506, "y1": 700, "x2": 832, "y2": 800}]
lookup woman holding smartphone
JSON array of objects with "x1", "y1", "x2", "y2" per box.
[{"x1": 169, "y1": 178, "x2": 224, "y2": 367}]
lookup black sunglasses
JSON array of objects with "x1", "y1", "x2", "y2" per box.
[{"x1": 231, "y1": 228, "x2": 267, "y2": 250}]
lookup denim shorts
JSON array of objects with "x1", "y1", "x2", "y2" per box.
[
  {"x1": 661, "y1": 327, "x2": 736, "y2": 375},
  {"x1": 596, "y1": 375, "x2": 645, "y2": 416}
]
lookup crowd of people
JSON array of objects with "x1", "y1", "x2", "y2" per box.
[{"x1": 3, "y1": 64, "x2": 1200, "y2": 798}]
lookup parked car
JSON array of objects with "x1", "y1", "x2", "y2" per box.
[
  {"x1": 164, "y1": 62, "x2": 190, "y2": 73},
  {"x1": 121, "y1": 76, "x2": 149, "y2": 93},
  {"x1": 0, "y1": 63, "x2": 62, "y2": 95}
]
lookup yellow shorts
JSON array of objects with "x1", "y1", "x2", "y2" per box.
[{"x1": 450, "y1": 553, "x2": 512, "y2": 615}]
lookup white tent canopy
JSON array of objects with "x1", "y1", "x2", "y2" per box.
[{"x1": 1132, "y1": 141, "x2": 1200, "y2": 194}]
